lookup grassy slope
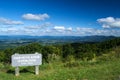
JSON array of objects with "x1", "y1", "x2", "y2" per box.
[
  {"x1": 1, "y1": 46, "x2": 120, "y2": 80},
  {"x1": 0, "y1": 57, "x2": 120, "y2": 80}
]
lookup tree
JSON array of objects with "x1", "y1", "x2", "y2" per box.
[
  {"x1": 4, "y1": 48, "x2": 14, "y2": 63},
  {"x1": 62, "y1": 44, "x2": 74, "y2": 59},
  {"x1": 0, "y1": 51, "x2": 5, "y2": 62}
]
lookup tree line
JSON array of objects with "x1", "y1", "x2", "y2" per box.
[{"x1": 0, "y1": 37, "x2": 120, "y2": 63}]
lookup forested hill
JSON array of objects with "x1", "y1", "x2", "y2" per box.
[{"x1": 0, "y1": 37, "x2": 120, "y2": 63}]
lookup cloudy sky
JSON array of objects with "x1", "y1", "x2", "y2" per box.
[{"x1": 0, "y1": 0, "x2": 120, "y2": 36}]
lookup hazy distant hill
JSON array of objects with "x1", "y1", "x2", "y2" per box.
[
  {"x1": 0, "y1": 35, "x2": 117, "y2": 49},
  {"x1": 0, "y1": 35, "x2": 116, "y2": 42}
]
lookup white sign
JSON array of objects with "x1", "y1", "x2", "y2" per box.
[{"x1": 11, "y1": 53, "x2": 42, "y2": 67}]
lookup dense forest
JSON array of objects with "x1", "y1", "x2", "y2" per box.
[{"x1": 0, "y1": 37, "x2": 120, "y2": 64}]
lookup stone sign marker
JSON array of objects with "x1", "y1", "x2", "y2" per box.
[{"x1": 11, "y1": 52, "x2": 42, "y2": 76}]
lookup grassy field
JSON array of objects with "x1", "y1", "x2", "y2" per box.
[{"x1": 0, "y1": 57, "x2": 120, "y2": 80}]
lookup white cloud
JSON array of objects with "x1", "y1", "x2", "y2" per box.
[
  {"x1": 76, "y1": 27, "x2": 95, "y2": 33},
  {"x1": 75, "y1": 27, "x2": 94, "y2": 36},
  {"x1": 0, "y1": 27, "x2": 22, "y2": 35},
  {"x1": 22, "y1": 13, "x2": 49, "y2": 21},
  {"x1": 75, "y1": 27, "x2": 110, "y2": 36},
  {"x1": 53, "y1": 26, "x2": 73, "y2": 33},
  {"x1": 7, "y1": 27, "x2": 18, "y2": 32},
  {"x1": 66, "y1": 27, "x2": 72, "y2": 31},
  {"x1": 53, "y1": 26, "x2": 65, "y2": 32},
  {"x1": 75, "y1": 27, "x2": 120, "y2": 36},
  {"x1": 25, "y1": 22, "x2": 51, "y2": 29},
  {"x1": 97, "y1": 17, "x2": 115, "y2": 23},
  {"x1": 1, "y1": 22, "x2": 120, "y2": 36},
  {"x1": 0, "y1": 17, "x2": 23, "y2": 25},
  {"x1": 22, "y1": 29, "x2": 34, "y2": 34},
  {"x1": 45, "y1": 29, "x2": 51, "y2": 33},
  {"x1": 97, "y1": 17, "x2": 120, "y2": 28}
]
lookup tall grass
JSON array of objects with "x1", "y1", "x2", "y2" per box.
[{"x1": 0, "y1": 57, "x2": 120, "y2": 80}]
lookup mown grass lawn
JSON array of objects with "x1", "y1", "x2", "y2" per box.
[{"x1": 0, "y1": 58, "x2": 120, "y2": 80}]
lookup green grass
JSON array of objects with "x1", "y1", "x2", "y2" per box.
[{"x1": 0, "y1": 58, "x2": 120, "y2": 80}]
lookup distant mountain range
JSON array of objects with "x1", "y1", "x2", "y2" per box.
[
  {"x1": 0, "y1": 35, "x2": 116, "y2": 41},
  {"x1": 0, "y1": 35, "x2": 117, "y2": 49},
  {"x1": 0, "y1": 35, "x2": 117, "y2": 43}
]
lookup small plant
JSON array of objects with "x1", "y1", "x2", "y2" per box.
[
  {"x1": 0, "y1": 62, "x2": 4, "y2": 69},
  {"x1": 64, "y1": 55, "x2": 80, "y2": 67}
]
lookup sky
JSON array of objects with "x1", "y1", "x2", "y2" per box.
[{"x1": 0, "y1": 0, "x2": 120, "y2": 36}]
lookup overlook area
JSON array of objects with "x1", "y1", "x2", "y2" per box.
[
  {"x1": 1, "y1": 0, "x2": 120, "y2": 79},
  {"x1": 0, "y1": 37, "x2": 120, "y2": 80}
]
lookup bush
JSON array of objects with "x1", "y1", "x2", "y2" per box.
[{"x1": 64, "y1": 55, "x2": 80, "y2": 67}]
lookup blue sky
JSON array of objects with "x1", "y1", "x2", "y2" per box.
[{"x1": 0, "y1": 0, "x2": 120, "y2": 36}]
